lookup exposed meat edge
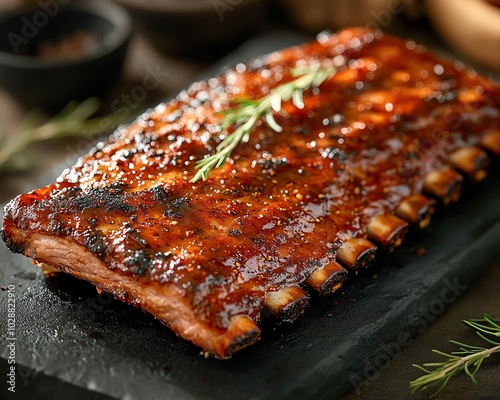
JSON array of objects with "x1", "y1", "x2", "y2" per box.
[{"x1": 17, "y1": 231, "x2": 260, "y2": 358}]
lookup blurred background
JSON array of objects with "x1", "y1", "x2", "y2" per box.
[{"x1": 0, "y1": 1, "x2": 499, "y2": 399}]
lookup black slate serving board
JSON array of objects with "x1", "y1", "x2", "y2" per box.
[{"x1": 1, "y1": 32, "x2": 500, "y2": 400}]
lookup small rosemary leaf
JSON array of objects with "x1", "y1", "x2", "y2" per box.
[
  {"x1": 422, "y1": 362, "x2": 449, "y2": 367},
  {"x1": 419, "y1": 380, "x2": 440, "y2": 393},
  {"x1": 232, "y1": 98, "x2": 258, "y2": 106},
  {"x1": 292, "y1": 89, "x2": 305, "y2": 109},
  {"x1": 483, "y1": 314, "x2": 500, "y2": 325},
  {"x1": 199, "y1": 169, "x2": 209, "y2": 181},
  {"x1": 54, "y1": 100, "x2": 80, "y2": 119},
  {"x1": 291, "y1": 67, "x2": 309, "y2": 77},
  {"x1": 215, "y1": 157, "x2": 227, "y2": 169},
  {"x1": 429, "y1": 373, "x2": 455, "y2": 399},
  {"x1": 464, "y1": 359, "x2": 479, "y2": 384},
  {"x1": 464, "y1": 320, "x2": 488, "y2": 329},
  {"x1": 264, "y1": 112, "x2": 283, "y2": 132},
  {"x1": 468, "y1": 323, "x2": 500, "y2": 336},
  {"x1": 472, "y1": 357, "x2": 484, "y2": 375},
  {"x1": 452, "y1": 351, "x2": 476, "y2": 356},
  {"x1": 216, "y1": 138, "x2": 231, "y2": 151},
  {"x1": 473, "y1": 317, "x2": 500, "y2": 334},
  {"x1": 468, "y1": 318, "x2": 491, "y2": 323},
  {"x1": 449, "y1": 340, "x2": 485, "y2": 351},
  {"x1": 218, "y1": 110, "x2": 244, "y2": 127},
  {"x1": 472, "y1": 357, "x2": 483, "y2": 366},
  {"x1": 312, "y1": 70, "x2": 329, "y2": 88},
  {"x1": 61, "y1": 98, "x2": 99, "y2": 122},
  {"x1": 226, "y1": 109, "x2": 252, "y2": 124},
  {"x1": 270, "y1": 93, "x2": 282, "y2": 113},
  {"x1": 220, "y1": 119, "x2": 233, "y2": 130},
  {"x1": 318, "y1": 67, "x2": 336, "y2": 87},
  {"x1": 432, "y1": 349, "x2": 458, "y2": 358},
  {"x1": 412, "y1": 383, "x2": 431, "y2": 394},
  {"x1": 218, "y1": 109, "x2": 233, "y2": 116},
  {"x1": 476, "y1": 332, "x2": 500, "y2": 346},
  {"x1": 412, "y1": 364, "x2": 432, "y2": 374},
  {"x1": 241, "y1": 131, "x2": 252, "y2": 143},
  {"x1": 191, "y1": 171, "x2": 202, "y2": 182}
]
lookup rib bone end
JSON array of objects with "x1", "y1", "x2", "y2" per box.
[
  {"x1": 396, "y1": 194, "x2": 436, "y2": 229},
  {"x1": 336, "y1": 238, "x2": 377, "y2": 270},
  {"x1": 367, "y1": 214, "x2": 409, "y2": 251},
  {"x1": 481, "y1": 130, "x2": 500, "y2": 156},
  {"x1": 222, "y1": 315, "x2": 261, "y2": 358},
  {"x1": 449, "y1": 146, "x2": 489, "y2": 182},
  {"x1": 423, "y1": 167, "x2": 463, "y2": 205},
  {"x1": 264, "y1": 285, "x2": 310, "y2": 323},
  {"x1": 306, "y1": 262, "x2": 348, "y2": 296}
]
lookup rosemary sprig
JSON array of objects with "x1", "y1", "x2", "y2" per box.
[
  {"x1": 0, "y1": 98, "x2": 125, "y2": 173},
  {"x1": 190, "y1": 64, "x2": 337, "y2": 182},
  {"x1": 410, "y1": 314, "x2": 500, "y2": 398}
]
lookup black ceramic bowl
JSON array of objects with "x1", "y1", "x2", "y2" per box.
[
  {"x1": 113, "y1": 0, "x2": 267, "y2": 58},
  {"x1": 0, "y1": 0, "x2": 132, "y2": 112}
]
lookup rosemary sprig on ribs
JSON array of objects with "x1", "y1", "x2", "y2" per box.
[
  {"x1": 410, "y1": 314, "x2": 500, "y2": 398},
  {"x1": 190, "y1": 64, "x2": 337, "y2": 182}
]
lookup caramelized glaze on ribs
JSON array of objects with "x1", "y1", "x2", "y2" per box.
[{"x1": 2, "y1": 28, "x2": 500, "y2": 358}]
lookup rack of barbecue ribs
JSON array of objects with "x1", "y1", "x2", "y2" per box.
[{"x1": 2, "y1": 28, "x2": 499, "y2": 358}]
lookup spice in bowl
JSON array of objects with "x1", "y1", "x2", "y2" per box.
[{"x1": 37, "y1": 31, "x2": 102, "y2": 61}]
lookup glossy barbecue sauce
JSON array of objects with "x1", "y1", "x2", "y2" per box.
[{"x1": 6, "y1": 28, "x2": 500, "y2": 330}]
